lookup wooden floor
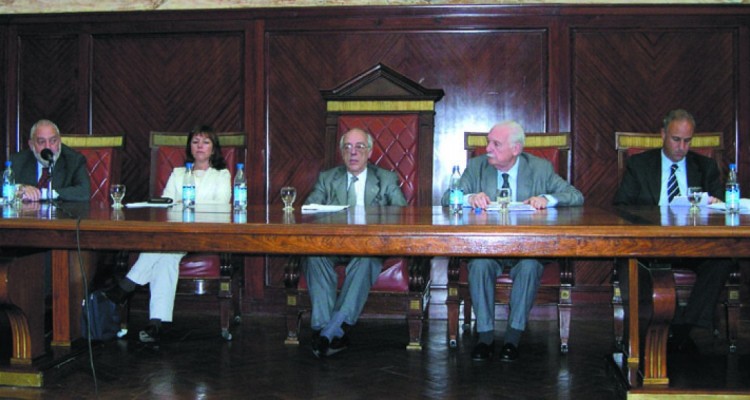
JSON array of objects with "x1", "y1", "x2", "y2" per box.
[{"x1": 2, "y1": 311, "x2": 748, "y2": 399}]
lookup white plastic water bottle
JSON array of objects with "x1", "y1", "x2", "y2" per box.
[
  {"x1": 725, "y1": 163, "x2": 740, "y2": 213},
  {"x1": 449, "y1": 165, "x2": 463, "y2": 214},
  {"x1": 2, "y1": 161, "x2": 14, "y2": 205},
  {"x1": 233, "y1": 163, "x2": 247, "y2": 211},
  {"x1": 182, "y1": 162, "x2": 196, "y2": 208}
]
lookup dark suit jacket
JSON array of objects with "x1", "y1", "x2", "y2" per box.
[
  {"x1": 440, "y1": 153, "x2": 584, "y2": 206},
  {"x1": 304, "y1": 163, "x2": 407, "y2": 206},
  {"x1": 613, "y1": 149, "x2": 724, "y2": 206},
  {"x1": 10, "y1": 144, "x2": 90, "y2": 202}
]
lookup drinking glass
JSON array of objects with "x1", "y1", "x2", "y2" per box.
[
  {"x1": 497, "y1": 187, "x2": 512, "y2": 212},
  {"x1": 281, "y1": 186, "x2": 297, "y2": 211},
  {"x1": 687, "y1": 186, "x2": 702, "y2": 214},
  {"x1": 14, "y1": 184, "x2": 24, "y2": 207},
  {"x1": 110, "y1": 184, "x2": 126, "y2": 209}
]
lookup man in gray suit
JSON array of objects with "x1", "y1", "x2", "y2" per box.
[
  {"x1": 441, "y1": 120, "x2": 583, "y2": 362},
  {"x1": 303, "y1": 128, "x2": 407, "y2": 358},
  {"x1": 11, "y1": 119, "x2": 89, "y2": 202}
]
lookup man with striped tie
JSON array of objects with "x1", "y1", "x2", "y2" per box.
[{"x1": 614, "y1": 109, "x2": 732, "y2": 353}]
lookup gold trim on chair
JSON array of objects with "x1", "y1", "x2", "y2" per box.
[
  {"x1": 61, "y1": 135, "x2": 124, "y2": 148},
  {"x1": 150, "y1": 132, "x2": 246, "y2": 148},
  {"x1": 465, "y1": 132, "x2": 571, "y2": 151},
  {"x1": 326, "y1": 100, "x2": 436, "y2": 112},
  {"x1": 615, "y1": 132, "x2": 723, "y2": 151}
]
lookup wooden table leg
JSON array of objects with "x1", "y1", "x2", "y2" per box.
[
  {"x1": 638, "y1": 261, "x2": 675, "y2": 387},
  {"x1": 51, "y1": 250, "x2": 72, "y2": 346},
  {"x1": 0, "y1": 251, "x2": 46, "y2": 364}
]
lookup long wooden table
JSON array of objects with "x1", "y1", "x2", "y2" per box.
[{"x1": 0, "y1": 201, "x2": 747, "y2": 390}]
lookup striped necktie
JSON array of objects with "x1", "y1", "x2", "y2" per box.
[
  {"x1": 347, "y1": 176, "x2": 358, "y2": 206},
  {"x1": 667, "y1": 164, "x2": 680, "y2": 203},
  {"x1": 37, "y1": 167, "x2": 50, "y2": 189}
]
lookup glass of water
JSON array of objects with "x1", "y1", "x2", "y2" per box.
[
  {"x1": 687, "y1": 186, "x2": 702, "y2": 214},
  {"x1": 110, "y1": 184, "x2": 126, "y2": 209},
  {"x1": 497, "y1": 187, "x2": 512, "y2": 212},
  {"x1": 281, "y1": 186, "x2": 296, "y2": 211}
]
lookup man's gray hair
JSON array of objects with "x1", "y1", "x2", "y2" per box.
[{"x1": 30, "y1": 119, "x2": 61, "y2": 141}]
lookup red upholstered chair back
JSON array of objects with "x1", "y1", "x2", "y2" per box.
[
  {"x1": 615, "y1": 131, "x2": 724, "y2": 182},
  {"x1": 149, "y1": 131, "x2": 247, "y2": 197},
  {"x1": 336, "y1": 115, "x2": 419, "y2": 205},
  {"x1": 61, "y1": 135, "x2": 124, "y2": 204},
  {"x1": 465, "y1": 131, "x2": 571, "y2": 181}
]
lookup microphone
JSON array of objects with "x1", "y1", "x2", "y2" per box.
[{"x1": 40, "y1": 148, "x2": 54, "y2": 165}]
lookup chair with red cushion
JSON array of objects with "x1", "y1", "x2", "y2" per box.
[
  {"x1": 283, "y1": 63, "x2": 443, "y2": 350},
  {"x1": 120, "y1": 131, "x2": 245, "y2": 340},
  {"x1": 60, "y1": 135, "x2": 124, "y2": 204},
  {"x1": 446, "y1": 131, "x2": 574, "y2": 353},
  {"x1": 613, "y1": 131, "x2": 740, "y2": 352}
]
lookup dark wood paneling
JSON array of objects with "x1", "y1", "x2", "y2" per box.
[
  {"x1": 267, "y1": 30, "x2": 547, "y2": 206},
  {"x1": 3, "y1": 5, "x2": 750, "y2": 310},
  {"x1": 91, "y1": 33, "x2": 244, "y2": 201},
  {"x1": 572, "y1": 28, "x2": 736, "y2": 208},
  {"x1": 18, "y1": 35, "x2": 79, "y2": 142}
]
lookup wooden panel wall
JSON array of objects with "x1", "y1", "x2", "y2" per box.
[
  {"x1": 266, "y1": 30, "x2": 547, "y2": 206},
  {"x1": 1, "y1": 6, "x2": 749, "y2": 313}
]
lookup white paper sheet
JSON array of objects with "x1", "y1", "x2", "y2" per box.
[
  {"x1": 301, "y1": 204, "x2": 349, "y2": 213},
  {"x1": 485, "y1": 202, "x2": 536, "y2": 212}
]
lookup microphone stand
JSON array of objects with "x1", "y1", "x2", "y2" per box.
[{"x1": 46, "y1": 160, "x2": 56, "y2": 217}]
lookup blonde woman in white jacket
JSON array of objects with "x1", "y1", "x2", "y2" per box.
[{"x1": 105, "y1": 125, "x2": 231, "y2": 343}]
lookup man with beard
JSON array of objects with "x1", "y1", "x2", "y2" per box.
[{"x1": 11, "y1": 119, "x2": 89, "y2": 202}]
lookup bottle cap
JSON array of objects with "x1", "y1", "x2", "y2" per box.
[
  {"x1": 4, "y1": 161, "x2": 10, "y2": 167},
  {"x1": 730, "y1": 163, "x2": 736, "y2": 169},
  {"x1": 237, "y1": 163, "x2": 244, "y2": 169},
  {"x1": 185, "y1": 162, "x2": 193, "y2": 169}
]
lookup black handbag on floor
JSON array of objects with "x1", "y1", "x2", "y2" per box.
[{"x1": 81, "y1": 290, "x2": 121, "y2": 341}]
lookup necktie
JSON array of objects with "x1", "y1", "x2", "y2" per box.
[
  {"x1": 37, "y1": 167, "x2": 50, "y2": 189},
  {"x1": 501, "y1": 173, "x2": 510, "y2": 189},
  {"x1": 347, "y1": 176, "x2": 358, "y2": 206},
  {"x1": 667, "y1": 164, "x2": 680, "y2": 203}
]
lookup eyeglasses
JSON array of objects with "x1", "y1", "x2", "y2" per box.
[{"x1": 341, "y1": 143, "x2": 370, "y2": 152}]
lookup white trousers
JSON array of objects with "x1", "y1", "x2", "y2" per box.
[{"x1": 126, "y1": 252, "x2": 186, "y2": 322}]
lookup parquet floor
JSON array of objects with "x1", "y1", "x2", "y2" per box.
[{"x1": 2, "y1": 312, "x2": 747, "y2": 399}]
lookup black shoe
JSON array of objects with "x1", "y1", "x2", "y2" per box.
[
  {"x1": 326, "y1": 334, "x2": 349, "y2": 357},
  {"x1": 102, "y1": 284, "x2": 132, "y2": 306},
  {"x1": 139, "y1": 324, "x2": 160, "y2": 343},
  {"x1": 471, "y1": 341, "x2": 495, "y2": 361},
  {"x1": 499, "y1": 343, "x2": 519, "y2": 362},
  {"x1": 312, "y1": 335, "x2": 329, "y2": 358}
]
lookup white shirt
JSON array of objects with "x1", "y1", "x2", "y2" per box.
[
  {"x1": 347, "y1": 168, "x2": 368, "y2": 206},
  {"x1": 163, "y1": 167, "x2": 232, "y2": 204},
  {"x1": 659, "y1": 151, "x2": 687, "y2": 206}
]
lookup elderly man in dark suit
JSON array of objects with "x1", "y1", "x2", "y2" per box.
[
  {"x1": 303, "y1": 127, "x2": 407, "y2": 358},
  {"x1": 442, "y1": 120, "x2": 584, "y2": 362},
  {"x1": 614, "y1": 109, "x2": 733, "y2": 353},
  {"x1": 11, "y1": 119, "x2": 89, "y2": 202}
]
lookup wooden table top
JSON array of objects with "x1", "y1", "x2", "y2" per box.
[{"x1": 1, "y1": 202, "x2": 749, "y2": 258}]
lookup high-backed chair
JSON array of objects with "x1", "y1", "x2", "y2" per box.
[
  {"x1": 60, "y1": 135, "x2": 124, "y2": 204},
  {"x1": 612, "y1": 131, "x2": 740, "y2": 352},
  {"x1": 446, "y1": 131, "x2": 574, "y2": 353},
  {"x1": 121, "y1": 131, "x2": 246, "y2": 341},
  {"x1": 284, "y1": 64, "x2": 443, "y2": 350}
]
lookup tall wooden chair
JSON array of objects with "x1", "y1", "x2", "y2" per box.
[
  {"x1": 446, "y1": 131, "x2": 574, "y2": 353},
  {"x1": 120, "y1": 131, "x2": 246, "y2": 340},
  {"x1": 61, "y1": 134, "x2": 124, "y2": 204},
  {"x1": 612, "y1": 131, "x2": 740, "y2": 352},
  {"x1": 284, "y1": 64, "x2": 443, "y2": 350}
]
